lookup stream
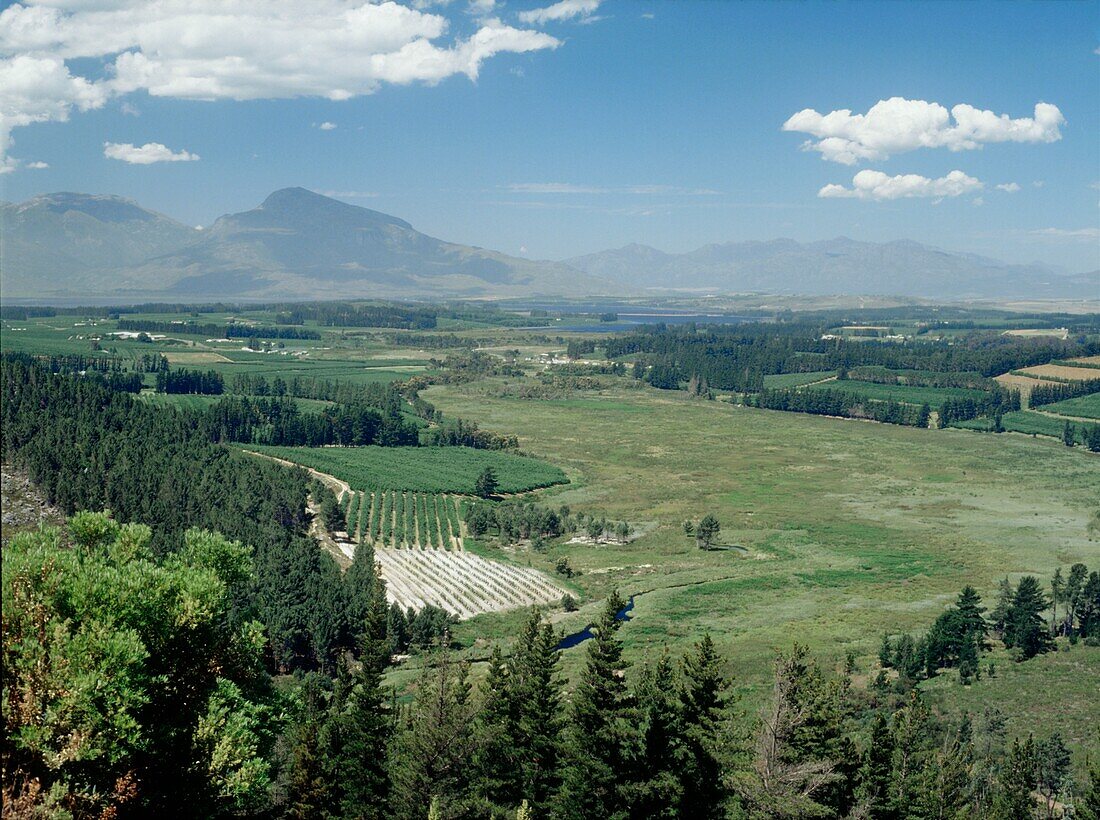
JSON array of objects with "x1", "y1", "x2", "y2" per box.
[{"x1": 556, "y1": 594, "x2": 638, "y2": 650}]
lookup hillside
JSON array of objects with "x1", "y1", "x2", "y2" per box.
[
  {"x1": 565, "y1": 237, "x2": 1099, "y2": 299},
  {"x1": 0, "y1": 188, "x2": 613, "y2": 301}
]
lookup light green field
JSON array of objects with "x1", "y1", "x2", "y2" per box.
[
  {"x1": 763, "y1": 371, "x2": 835, "y2": 388},
  {"x1": 136, "y1": 392, "x2": 335, "y2": 412},
  {"x1": 242, "y1": 444, "x2": 568, "y2": 493},
  {"x1": 415, "y1": 380, "x2": 1100, "y2": 753},
  {"x1": 1042, "y1": 392, "x2": 1100, "y2": 419},
  {"x1": 805, "y1": 379, "x2": 987, "y2": 405},
  {"x1": 953, "y1": 409, "x2": 1100, "y2": 440}
]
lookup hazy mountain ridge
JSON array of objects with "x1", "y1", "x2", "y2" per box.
[
  {"x1": 1, "y1": 188, "x2": 612, "y2": 300},
  {"x1": 2, "y1": 188, "x2": 1094, "y2": 301},
  {"x1": 565, "y1": 238, "x2": 1098, "y2": 299}
]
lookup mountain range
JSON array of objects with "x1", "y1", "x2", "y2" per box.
[{"x1": 1, "y1": 188, "x2": 1095, "y2": 302}]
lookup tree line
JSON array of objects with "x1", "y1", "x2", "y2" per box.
[{"x1": 7, "y1": 521, "x2": 1099, "y2": 820}]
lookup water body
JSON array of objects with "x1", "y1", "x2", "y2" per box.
[{"x1": 556, "y1": 594, "x2": 637, "y2": 650}]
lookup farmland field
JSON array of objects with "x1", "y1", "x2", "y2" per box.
[
  {"x1": 949, "y1": 410, "x2": 1091, "y2": 438},
  {"x1": 374, "y1": 548, "x2": 565, "y2": 619},
  {"x1": 1041, "y1": 392, "x2": 1100, "y2": 419},
  {"x1": 244, "y1": 444, "x2": 568, "y2": 493},
  {"x1": 762, "y1": 370, "x2": 835, "y2": 388},
  {"x1": 344, "y1": 488, "x2": 465, "y2": 548},
  {"x1": 415, "y1": 379, "x2": 1100, "y2": 755},
  {"x1": 803, "y1": 378, "x2": 987, "y2": 405},
  {"x1": 1011, "y1": 363, "x2": 1100, "y2": 382}
]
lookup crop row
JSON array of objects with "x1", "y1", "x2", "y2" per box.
[
  {"x1": 374, "y1": 548, "x2": 565, "y2": 619},
  {"x1": 344, "y1": 489, "x2": 465, "y2": 549},
  {"x1": 248, "y1": 444, "x2": 567, "y2": 494}
]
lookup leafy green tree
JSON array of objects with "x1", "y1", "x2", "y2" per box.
[
  {"x1": 1063, "y1": 420, "x2": 1076, "y2": 447},
  {"x1": 2, "y1": 514, "x2": 276, "y2": 817},
  {"x1": 1003, "y1": 576, "x2": 1053, "y2": 660}
]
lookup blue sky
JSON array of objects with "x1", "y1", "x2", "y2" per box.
[{"x1": 1, "y1": 0, "x2": 1098, "y2": 271}]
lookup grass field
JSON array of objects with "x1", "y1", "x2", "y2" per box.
[
  {"x1": 244, "y1": 444, "x2": 568, "y2": 493},
  {"x1": 137, "y1": 392, "x2": 335, "y2": 412},
  {"x1": 804, "y1": 379, "x2": 987, "y2": 405},
  {"x1": 1012, "y1": 364, "x2": 1100, "y2": 382},
  {"x1": 1042, "y1": 392, "x2": 1100, "y2": 420},
  {"x1": 763, "y1": 371, "x2": 835, "y2": 388},
  {"x1": 413, "y1": 380, "x2": 1100, "y2": 757}
]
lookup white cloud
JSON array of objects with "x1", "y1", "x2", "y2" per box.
[
  {"x1": 971, "y1": 197, "x2": 984, "y2": 207},
  {"x1": 995, "y1": 182, "x2": 1020, "y2": 193},
  {"x1": 119, "y1": 100, "x2": 139, "y2": 116},
  {"x1": 468, "y1": 0, "x2": 497, "y2": 15},
  {"x1": 641, "y1": 12, "x2": 655, "y2": 19},
  {"x1": 317, "y1": 121, "x2": 337, "y2": 130},
  {"x1": 783, "y1": 97, "x2": 1065, "y2": 164},
  {"x1": 1030, "y1": 227, "x2": 1100, "y2": 241},
  {"x1": 103, "y1": 141, "x2": 199, "y2": 164},
  {"x1": 25, "y1": 159, "x2": 47, "y2": 168},
  {"x1": 0, "y1": 0, "x2": 561, "y2": 168},
  {"x1": 818, "y1": 169, "x2": 983, "y2": 201},
  {"x1": 0, "y1": 52, "x2": 108, "y2": 172},
  {"x1": 1033, "y1": 180, "x2": 1045, "y2": 188},
  {"x1": 519, "y1": 0, "x2": 601, "y2": 24}
]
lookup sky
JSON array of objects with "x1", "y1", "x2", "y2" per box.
[{"x1": 1, "y1": 0, "x2": 1098, "y2": 272}]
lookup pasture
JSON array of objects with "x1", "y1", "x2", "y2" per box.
[
  {"x1": 803, "y1": 379, "x2": 987, "y2": 405},
  {"x1": 417, "y1": 379, "x2": 1100, "y2": 752},
  {"x1": 1041, "y1": 392, "x2": 1100, "y2": 420},
  {"x1": 244, "y1": 444, "x2": 568, "y2": 494}
]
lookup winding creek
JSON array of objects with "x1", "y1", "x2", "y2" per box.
[{"x1": 556, "y1": 594, "x2": 638, "y2": 650}]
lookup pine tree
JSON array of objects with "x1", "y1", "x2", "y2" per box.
[
  {"x1": 956, "y1": 585, "x2": 990, "y2": 649},
  {"x1": 914, "y1": 734, "x2": 973, "y2": 820},
  {"x1": 390, "y1": 651, "x2": 480, "y2": 820},
  {"x1": 282, "y1": 675, "x2": 335, "y2": 819},
  {"x1": 1062, "y1": 420, "x2": 1075, "y2": 447},
  {"x1": 628, "y1": 653, "x2": 684, "y2": 818},
  {"x1": 990, "y1": 578, "x2": 1015, "y2": 638},
  {"x1": 679, "y1": 633, "x2": 735, "y2": 819},
  {"x1": 510, "y1": 610, "x2": 565, "y2": 813},
  {"x1": 1036, "y1": 733, "x2": 1071, "y2": 820},
  {"x1": 1003, "y1": 576, "x2": 1053, "y2": 660},
  {"x1": 992, "y1": 736, "x2": 1037, "y2": 820},
  {"x1": 854, "y1": 712, "x2": 894, "y2": 819},
  {"x1": 554, "y1": 590, "x2": 635, "y2": 820},
  {"x1": 1077, "y1": 762, "x2": 1100, "y2": 820}
]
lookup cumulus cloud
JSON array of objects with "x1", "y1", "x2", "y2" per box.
[
  {"x1": 519, "y1": 0, "x2": 601, "y2": 24},
  {"x1": 818, "y1": 169, "x2": 983, "y2": 201},
  {"x1": 26, "y1": 159, "x2": 47, "y2": 168},
  {"x1": 783, "y1": 97, "x2": 1065, "y2": 164},
  {"x1": 0, "y1": 52, "x2": 108, "y2": 172},
  {"x1": 103, "y1": 141, "x2": 199, "y2": 164},
  {"x1": 995, "y1": 182, "x2": 1021, "y2": 193},
  {"x1": 317, "y1": 121, "x2": 337, "y2": 130},
  {"x1": 0, "y1": 0, "x2": 561, "y2": 168}
]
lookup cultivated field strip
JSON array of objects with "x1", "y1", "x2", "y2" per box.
[
  {"x1": 344, "y1": 489, "x2": 465, "y2": 549},
  {"x1": 374, "y1": 548, "x2": 565, "y2": 619}
]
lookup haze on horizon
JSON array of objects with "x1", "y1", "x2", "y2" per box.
[{"x1": 1, "y1": 0, "x2": 1098, "y2": 276}]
